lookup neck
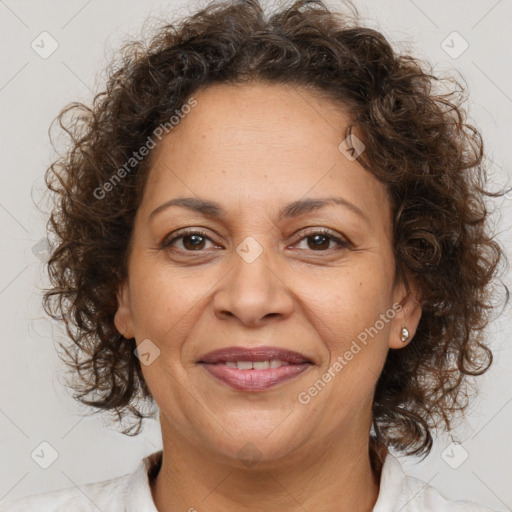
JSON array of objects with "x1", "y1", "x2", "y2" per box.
[{"x1": 150, "y1": 421, "x2": 382, "y2": 512}]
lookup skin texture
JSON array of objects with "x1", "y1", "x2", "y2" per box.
[{"x1": 114, "y1": 82, "x2": 422, "y2": 512}]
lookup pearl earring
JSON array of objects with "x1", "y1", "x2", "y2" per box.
[{"x1": 400, "y1": 326, "x2": 409, "y2": 343}]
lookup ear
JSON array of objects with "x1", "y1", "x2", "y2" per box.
[
  {"x1": 114, "y1": 280, "x2": 135, "y2": 339},
  {"x1": 388, "y1": 271, "x2": 422, "y2": 350}
]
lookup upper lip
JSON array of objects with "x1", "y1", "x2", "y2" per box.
[{"x1": 198, "y1": 346, "x2": 312, "y2": 364}]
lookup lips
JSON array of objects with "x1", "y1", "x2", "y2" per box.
[
  {"x1": 198, "y1": 346, "x2": 313, "y2": 391},
  {"x1": 199, "y1": 346, "x2": 311, "y2": 364}
]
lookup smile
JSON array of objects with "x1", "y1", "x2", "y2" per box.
[{"x1": 198, "y1": 346, "x2": 313, "y2": 391}]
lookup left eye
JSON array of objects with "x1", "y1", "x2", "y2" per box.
[{"x1": 294, "y1": 231, "x2": 347, "y2": 251}]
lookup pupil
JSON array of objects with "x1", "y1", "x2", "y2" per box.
[
  {"x1": 185, "y1": 235, "x2": 204, "y2": 250},
  {"x1": 309, "y1": 234, "x2": 329, "y2": 250}
]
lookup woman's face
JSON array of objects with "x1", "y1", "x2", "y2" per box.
[{"x1": 115, "y1": 82, "x2": 420, "y2": 465}]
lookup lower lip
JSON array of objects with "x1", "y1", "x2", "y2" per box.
[{"x1": 200, "y1": 363, "x2": 312, "y2": 391}]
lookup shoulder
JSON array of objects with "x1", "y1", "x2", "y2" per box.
[
  {"x1": 399, "y1": 472, "x2": 497, "y2": 512},
  {"x1": 0, "y1": 450, "x2": 162, "y2": 512},
  {"x1": 0, "y1": 473, "x2": 131, "y2": 512},
  {"x1": 374, "y1": 452, "x2": 498, "y2": 512}
]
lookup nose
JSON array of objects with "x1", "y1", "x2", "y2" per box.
[{"x1": 212, "y1": 243, "x2": 294, "y2": 327}]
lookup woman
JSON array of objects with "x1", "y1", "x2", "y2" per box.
[{"x1": 1, "y1": 0, "x2": 507, "y2": 510}]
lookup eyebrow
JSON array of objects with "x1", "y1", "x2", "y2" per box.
[{"x1": 149, "y1": 196, "x2": 369, "y2": 224}]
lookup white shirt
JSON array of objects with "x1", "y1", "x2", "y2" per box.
[{"x1": 0, "y1": 450, "x2": 497, "y2": 511}]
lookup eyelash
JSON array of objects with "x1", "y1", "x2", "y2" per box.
[{"x1": 161, "y1": 227, "x2": 351, "y2": 254}]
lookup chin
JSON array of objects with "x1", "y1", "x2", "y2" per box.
[
  {"x1": 213, "y1": 436, "x2": 305, "y2": 470},
  {"x1": 193, "y1": 414, "x2": 312, "y2": 468}
]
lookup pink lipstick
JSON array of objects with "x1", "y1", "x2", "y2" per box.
[{"x1": 198, "y1": 346, "x2": 313, "y2": 391}]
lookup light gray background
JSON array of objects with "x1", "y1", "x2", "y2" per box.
[{"x1": 1, "y1": 0, "x2": 511, "y2": 509}]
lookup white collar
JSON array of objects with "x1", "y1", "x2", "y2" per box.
[{"x1": 125, "y1": 450, "x2": 161, "y2": 512}]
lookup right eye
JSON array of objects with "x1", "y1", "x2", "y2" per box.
[{"x1": 161, "y1": 228, "x2": 221, "y2": 252}]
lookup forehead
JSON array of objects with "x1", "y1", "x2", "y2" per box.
[
  {"x1": 139, "y1": 82, "x2": 390, "y2": 229},
  {"x1": 148, "y1": 81, "x2": 351, "y2": 169}
]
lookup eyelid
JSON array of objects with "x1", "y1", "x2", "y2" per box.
[
  {"x1": 291, "y1": 226, "x2": 352, "y2": 247},
  {"x1": 161, "y1": 226, "x2": 352, "y2": 252},
  {"x1": 161, "y1": 227, "x2": 216, "y2": 248}
]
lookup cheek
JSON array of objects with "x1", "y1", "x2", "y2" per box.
[
  {"x1": 128, "y1": 268, "x2": 205, "y2": 394},
  {"x1": 296, "y1": 260, "x2": 394, "y2": 374},
  {"x1": 128, "y1": 260, "x2": 206, "y2": 343},
  {"x1": 303, "y1": 262, "x2": 392, "y2": 330}
]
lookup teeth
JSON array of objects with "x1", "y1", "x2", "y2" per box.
[
  {"x1": 223, "y1": 360, "x2": 290, "y2": 369},
  {"x1": 271, "y1": 359, "x2": 289, "y2": 368},
  {"x1": 253, "y1": 360, "x2": 270, "y2": 370},
  {"x1": 236, "y1": 361, "x2": 253, "y2": 370}
]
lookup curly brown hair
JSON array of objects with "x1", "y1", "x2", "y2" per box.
[{"x1": 42, "y1": 0, "x2": 507, "y2": 456}]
